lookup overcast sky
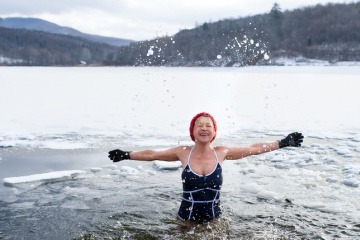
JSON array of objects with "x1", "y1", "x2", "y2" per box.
[{"x1": 0, "y1": 0, "x2": 357, "y2": 41}]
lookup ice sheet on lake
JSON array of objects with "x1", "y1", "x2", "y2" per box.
[
  {"x1": 3, "y1": 170, "x2": 86, "y2": 187},
  {"x1": 153, "y1": 160, "x2": 182, "y2": 170}
]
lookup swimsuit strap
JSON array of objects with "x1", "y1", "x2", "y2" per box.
[
  {"x1": 186, "y1": 146, "x2": 195, "y2": 165},
  {"x1": 186, "y1": 146, "x2": 220, "y2": 175},
  {"x1": 187, "y1": 146, "x2": 218, "y2": 163},
  {"x1": 213, "y1": 148, "x2": 219, "y2": 164}
]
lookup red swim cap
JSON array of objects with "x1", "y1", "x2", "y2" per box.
[{"x1": 189, "y1": 112, "x2": 217, "y2": 142}]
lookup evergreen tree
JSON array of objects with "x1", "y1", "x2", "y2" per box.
[{"x1": 269, "y1": 2, "x2": 284, "y2": 50}]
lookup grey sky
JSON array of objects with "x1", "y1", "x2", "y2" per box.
[{"x1": 0, "y1": 0, "x2": 357, "y2": 41}]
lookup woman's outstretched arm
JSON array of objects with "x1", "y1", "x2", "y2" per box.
[
  {"x1": 221, "y1": 132, "x2": 304, "y2": 161},
  {"x1": 108, "y1": 146, "x2": 182, "y2": 162}
]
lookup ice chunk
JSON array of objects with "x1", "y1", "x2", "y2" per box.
[
  {"x1": 153, "y1": 160, "x2": 181, "y2": 170},
  {"x1": 90, "y1": 167, "x2": 103, "y2": 173},
  {"x1": 326, "y1": 176, "x2": 338, "y2": 183},
  {"x1": 321, "y1": 155, "x2": 338, "y2": 164},
  {"x1": 61, "y1": 200, "x2": 90, "y2": 210},
  {"x1": 343, "y1": 164, "x2": 360, "y2": 175},
  {"x1": 274, "y1": 163, "x2": 291, "y2": 169},
  {"x1": 104, "y1": 165, "x2": 118, "y2": 170},
  {"x1": 334, "y1": 147, "x2": 352, "y2": 155},
  {"x1": 0, "y1": 188, "x2": 19, "y2": 203},
  {"x1": 8, "y1": 202, "x2": 34, "y2": 209},
  {"x1": 317, "y1": 205, "x2": 346, "y2": 214},
  {"x1": 351, "y1": 135, "x2": 360, "y2": 142},
  {"x1": 144, "y1": 169, "x2": 157, "y2": 175},
  {"x1": 303, "y1": 202, "x2": 326, "y2": 210},
  {"x1": 271, "y1": 153, "x2": 291, "y2": 169},
  {"x1": 3, "y1": 170, "x2": 86, "y2": 187},
  {"x1": 241, "y1": 183, "x2": 262, "y2": 194},
  {"x1": 271, "y1": 153, "x2": 289, "y2": 162},
  {"x1": 239, "y1": 168, "x2": 256, "y2": 175},
  {"x1": 256, "y1": 189, "x2": 281, "y2": 201},
  {"x1": 342, "y1": 178, "x2": 359, "y2": 188},
  {"x1": 120, "y1": 166, "x2": 139, "y2": 175}
]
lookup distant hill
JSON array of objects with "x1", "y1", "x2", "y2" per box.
[
  {"x1": 0, "y1": 26, "x2": 119, "y2": 65},
  {"x1": 1, "y1": 2, "x2": 359, "y2": 66},
  {"x1": 114, "y1": 2, "x2": 360, "y2": 66},
  {"x1": 0, "y1": 17, "x2": 134, "y2": 47}
]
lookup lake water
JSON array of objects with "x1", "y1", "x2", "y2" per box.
[{"x1": 0, "y1": 66, "x2": 360, "y2": 239}]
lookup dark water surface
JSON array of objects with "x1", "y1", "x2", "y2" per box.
[{"x1": 1, "y1": 138, "x2": 360, "y2": 239}]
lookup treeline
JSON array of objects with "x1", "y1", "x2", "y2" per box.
[
  {"x1": 115, "y1": 2, "x2": 360, "y2": 66},
  {"x1": 0, "y1": 27, "x2": 118, "y2": 66},
  {"x1": 1, "y1": 2, "x2": 359, "y2": 66}
]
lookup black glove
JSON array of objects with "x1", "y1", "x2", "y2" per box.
[
  {"x1": 278, "y1": 132, "x2": 304, "y2": 148},
  {"x1": 108, "y1": 149, "x2": 131, "y2": 162}
]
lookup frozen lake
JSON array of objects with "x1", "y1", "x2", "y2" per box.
[{"x1": 0, "y1": 66, "x2": 360, "y2": 239}]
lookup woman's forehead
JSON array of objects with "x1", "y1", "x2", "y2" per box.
[{"x1": 195, "y1": 116, "x2": 214, "y2": 124}]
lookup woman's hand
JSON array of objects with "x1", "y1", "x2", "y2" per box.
[
  {"x1": 108, "y1": 149, "x2": 131, "y2": 162},
  {"x1": 278, "y1": 132, "x2": 304, "y2": 148}
]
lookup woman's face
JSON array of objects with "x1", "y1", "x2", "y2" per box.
[{"x1": 193, "y1": 116, "x2": 216, "y2": 143}]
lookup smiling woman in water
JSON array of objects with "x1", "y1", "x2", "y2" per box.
[{"x1": 108, "y1": 112, "x2": 304, "y2": 223}]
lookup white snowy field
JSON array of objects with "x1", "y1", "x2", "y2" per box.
[{"x1": 0, "y1": 66, "x2": 360, "y2": 239}]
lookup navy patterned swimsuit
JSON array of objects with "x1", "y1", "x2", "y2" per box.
[{"x1": 178, "y1": 146, "x2": 223, "y2": 222}]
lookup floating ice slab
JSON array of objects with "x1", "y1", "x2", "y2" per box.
[
  {"x1": 343, "y1": 178, "x2": 359, "y2": 188},
  {"x1": 326, "y1": 176, "x2": 338, "y2": 183},
  {"x1": 153, "y1": 160, "x2": 182, "y2": 170},
  {"x1": 90, "y1": 167, "x2": 103, "y2": 173},
  {"x1": 120, "y1": 166, "x2": 139, "y2": 175},
  {"x1": 334, "y1": 147, "x2": 352, "y2": 155},
  {"x1": 321, "y1": 156, "x2": 338, "y2": 164},
  {"x1": 104, "y1": 165, "x2": 118, "y2": 170},
  {"x1": 3, "y1": 170, "x2": 86, "y2": 187}
]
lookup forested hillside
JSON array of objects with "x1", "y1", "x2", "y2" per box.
[
  {"x1": 0, "y1": 17, "x2": 133, "y2": 47},
  {"x1": 1, "y1": 2, "x2": 359, "y2": 66},
  {"x1": 0, "y1": 27, "x2": 118, "y2": 65},
  {"x1": 115, "y1": 2, "x2": 360, "y2": 66}
]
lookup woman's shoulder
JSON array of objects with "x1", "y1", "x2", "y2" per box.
[
  {"x1": 214, "y1": 145, "x2": 227, "y2": 151},
  {"x1": 172, "y1": 145, "x2": 192, "y2": 150},
  {"x1": 171, "y1": 145, "x2": 192, "y2": 163},
  {"x1": 213, "y1": 146, "x2": 229, "y2": 162},
  {"x1": 171, "y1": 145, "x2": 192, "y2": 155}
]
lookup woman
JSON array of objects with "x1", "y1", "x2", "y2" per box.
[{"x1": 108, "y1": 112, "x2": 303, "y2": 223}]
